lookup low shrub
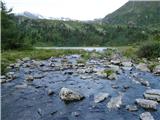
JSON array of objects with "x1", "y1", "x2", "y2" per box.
[{"x1": 137, "y1": 41, "x2": 160, "y2": 59}]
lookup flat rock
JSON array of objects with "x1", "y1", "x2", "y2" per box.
[
  {"x1": 140, "y1": 112, "x2": 154, "y2": 120},
  {"x1": 107, "y1": 93, "x2": 123, "y2": 109},
  {"x1": 94, "y1": 93, "x2": 109, "y2": 103},
  {"x1": 111, "y1": 59, "x2": 121, "y2": 65},
  {"x1": 135, "y1": 98, "x2": 158, "y2": 110},
  {"x1": 59, "y1": 87, "x2": 85, "y2": 101}
]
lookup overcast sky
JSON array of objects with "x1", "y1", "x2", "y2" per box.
[{"x1": 4, "y1": 0, "x2": 128, "y2": 20}]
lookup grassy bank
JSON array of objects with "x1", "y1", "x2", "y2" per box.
[{"x1": 1, "y1": 49, "x2": 89, "y2": 74}]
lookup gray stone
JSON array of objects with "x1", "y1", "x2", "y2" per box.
[
  {"x1": 121, "y1": 61, "x2": 132, "y2": 67},
  {"x1": 140, "y1": 112, "x2": 154, "y2": 120},
  {"x1": 144, "y1": 89, "x2": 160, "y2": 102},
  {"x1": 122, "y1": 67, "x2": 133, "y2": 71},
  {"x1": 6, "y1": 72, "x2": 16, "y2": 80},
  {"x1": 107, "y1": 93, "x2": 123, "y2": 109},
  {"x1": 136, "y1": 63, "x2": 150, "y2": 72},
  {"x1": 153, "y1": 65, "x2": 160, "y2": 75},
  {"x1": 94, "y1": 93, "x2": 109, "y2": 103},
  {"x1": 126, "y1": 105, "x2": 138, "y2": 112},
  {"x1": 26, "y1": 75, "x2": 34, "y2": 81},
  {"x1": 59, "y1": 87, "x2": 85, "y2": 101},
  {"x1": 108, "y1": 65, "x2": 122, "y2": 74},
  {"x1": 111, "y1": 59, "x2": 121, "y2": 65},
  {"x1": 48, "y1": 89, "x2": 54, "y2": 95},
  {"x1": 108, "y1": 73, "x2": 117, "y2": 80},
  {"x1": 135, "y1": 98, "x2": 158, "y2": 110}
]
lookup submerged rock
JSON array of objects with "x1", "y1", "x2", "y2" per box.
[
  {"x1": 136, "y1": 63, "x2": 150, "y2": 72},
  {"x1": 48, "y1": 89, "x2": 54, "y2": 96},
  {"x1": 59, "y1": 87, "x2": 85, "y2": 101},
  {"x1": 140, "y1": 112, "x2": 154, "y2": 120},
  {"x1": 15, "y1": 84, "x2": 27, "y2": 89},
  {"x1": 135, "y1": 98, "x2": 158, "y2": 110},
  {"x1": 94, "y1": 93, "x2": 109, "y2": 103},
  {"x1": 107, "y1": 93, "x2": 123, "y2": 109}
]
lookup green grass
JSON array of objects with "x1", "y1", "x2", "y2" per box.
[{"x1": 1, "y1": 49, "x2": 89, "y2": 74}]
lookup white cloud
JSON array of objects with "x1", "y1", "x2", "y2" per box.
[{"x1": 4, "y1": 0, "x2": 128, "y2": 20}]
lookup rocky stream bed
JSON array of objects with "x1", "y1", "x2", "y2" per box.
[{"x1": 1, "y1": 54, "x2": 160, "y2": 120}]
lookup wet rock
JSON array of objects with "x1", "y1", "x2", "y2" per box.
[
  {"x1": 111, "y1": 59, "x2": 121, "y2": 65},
  {"x1": 33, "y1": 74, "x2": 45, "y2": 79},
  {"x1": 144, "y1": 89, "x2": 160, "y2": 102},
  {"x1": 126, "y1": 105, "x2": 138, "y2": 112},
  {"x1": 80, "y1": 75, "x2": 92, "y2": 80},
  {"x1": 123, "y1": 85, "x2": 130, "y2": 90},
  {"x1": 140, "y1": 112, "x2": 154, "y2": 120},
  {"x1": 77, "y1": 63, "x2": 85, "y2": 67},
  {"x1": 135, "y1": 98, "x2": 158, "y2": 110},
  {"x1": 15, "y1": 84, "x2": 27, "y2": 89},
  {"x1": 153, "y1": 65, "x2": 160, "y2": 75},
  {"x1": 9, "y1": 64, "x2": 15, "y2": 68},
  {"x1": 107, "y1": 93, "x2": 123, "y2": 109},
  {"x1": 0, "y1": 75, "x2": 6, "y2": 83},
  {"x1": 94, "y1": 93, "x2": 109, "y2": 103},
  {"x1": 25, "y1": 75, "x2": 34, "y2": 81},
  {"x1": 122, "y1": 67, "x2": 133, "y2": 71},
  {"x1": 134, "y1": 78, "x2": 150, "y2": 87},
  {"x1": 37, "y1": 108, "x2": 42, "y2": 116},
  {"x1": 85, "y1": 67, "x2": 94, "y2": 73},
  {"x1": 121, "y1": 61, "x2": 133, "y2": 67},
  {"x1": 64, "y1": 71, "x2": 73, "y2": 75},
  {"x1": 59, "y1": 87, "x2": 85, "y2": 101},
  {"x1": 136, "y1": 63, "x2": 150, "y2": 72},
  {"x1": 108, "y1": 73, "x2": 117, "y2": 80},
  {"x1": 111, "y1": 84, "x2": 119, "y2": 89},
  {"x1": 108, "y1": 65, "x2": 122, "y2": 74},
  {"x1": 48, "y1": 89, "x2": 54, "y2": 96},
  {"x1": 6, "y1": 72, "x2": 16, "y2": 80}
]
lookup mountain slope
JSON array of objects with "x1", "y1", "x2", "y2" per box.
[{"x1": 103, "y1": 1, "x2": 160, "y2": 27}]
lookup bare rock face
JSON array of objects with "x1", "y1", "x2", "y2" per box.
[
  {"x1": 136, "y1": 63, "x2": 150, "y2": 72},
  {"x1": 144, "y1": 89, "x2": 160, "y2": 102},
  {"x1": 59, "y1": 87, "x2": 85, "y2": 102},
  {"x1": 135, "y1": 98, "x2": 158, "y2": 110},
  {"x1": 140, "y1": 112, "x2": 154, "y2": 120},
  {"x1": 153, "y1": 65, "x2": 160, "y2": 75},
  {"x1": 107, "y1": 93, "x2": 123, "y2": 109},
  {"x1": 94, "y1": 93, "x2": 109, "y2": 103}
]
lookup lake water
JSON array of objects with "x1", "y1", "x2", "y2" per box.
[{"x1": 35, "y1": 47, "x2": 115, "y2": 52}]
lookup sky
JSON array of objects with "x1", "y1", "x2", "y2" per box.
[{"x1": 4, "y1": 0, "x2": 128, "y2": 20}]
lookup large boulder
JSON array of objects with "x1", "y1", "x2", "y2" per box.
[
  {"x1": 135, "y1": 98, "x2": 158, "y2": 110},
  {"x1": 59, "y1": 87, "x2": 85, "y2": 101},
  {"x1": 144, "y1": 89, "x2": 160, "y2": 102},
  {"x1": 108, "y1": 65, "x2": 122, "y2": 74},
  {"x1": 140, "y1": 112, "x2": 154, "y2": 120},
  {"x1": 153, "y1": 65, "x2": 160, "y2": 75},
  {"x1": 136, "y1": 63, "x2": 150, "y2": 72}
]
